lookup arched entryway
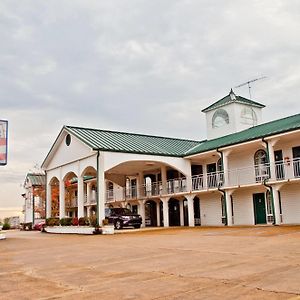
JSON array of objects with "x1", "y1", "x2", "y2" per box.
[
  {"x1": 145, "y1": 200, "x2": 157, "y2": 226},
  {"x1": 169, "y1": 198, "x2": 180, "y2": 226},
  {"x1": 49, "y1": 177, "x2": 59, "y2": 217}
]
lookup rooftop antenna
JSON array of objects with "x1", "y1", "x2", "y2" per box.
[{"x1": 235, "y1": 76, "x2": 267, "y2": 99}]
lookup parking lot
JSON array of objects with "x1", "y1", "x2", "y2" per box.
[{"x1": 1, "y1": 226, "x2": 300, "y2": 299}]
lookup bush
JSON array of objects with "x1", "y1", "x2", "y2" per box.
[
  {"x1": 102, "y1": 218, "x2": 109, "y2": 226},
  {"x1": 78, "y1": 217, "x2": 89, "y2": 226},
  {"x1": 46, "y1": 217, "x2": 60, "y2": 226},
  {"x1": 60, "y1": 217, "x2": 72, "y2": 226},
  {"x1": 89, "y1": 215, "x2": 98, "y2": 227},
  {"x1": 72, "y1": 217, "x2": 79, "y2": 226},
  {"x1": 2, "y1": 223, "x2": 10, "y2": 230}
]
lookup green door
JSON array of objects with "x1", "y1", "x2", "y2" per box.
[{"x1": 253, "y1": 193, "x2": 267, "y2": 224}]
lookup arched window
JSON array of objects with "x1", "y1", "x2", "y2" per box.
[
  {"x1": 241, "y1": 107, "x2": 257, "y2": 126},
  {"x1": 212, "y1": 109, "x2": 229, "y2": 128},
  {"x1": 266, "y1": 190, "x2": 274, "y2": 223},
  {"x1": 254, "y1": 149, "x2": 270, "y2": 181}
]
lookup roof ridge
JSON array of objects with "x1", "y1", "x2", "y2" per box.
[{"x1": 65, "y1": 125, "x2": 203, "y2": 143}]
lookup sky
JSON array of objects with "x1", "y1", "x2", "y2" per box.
[{"x1": 0, "y1": 0, "x2": 300, "y2": 217}]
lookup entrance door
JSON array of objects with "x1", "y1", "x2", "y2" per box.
[
  {"x1": 274, "y1": 150, "x2": 284, "y2": 179},
  {"x1": 292, "y1": 146, "x2": 300, "y2": 177},
  {"x1": 207, "y1": 163, "x2": 216, "y2": 187},
  {"x1": 253, "y1": 193, "x2": 267, "y2": 224},
  {"x1": 169, "y1": 199, "x2": 180, "y2": 226}
]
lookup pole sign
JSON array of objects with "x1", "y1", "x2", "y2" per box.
[{"x1": 0, "y1": 120, "x2": 8, "y2": 166}]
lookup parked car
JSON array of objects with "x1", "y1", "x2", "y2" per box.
[
  {"x1": 33, "y1": 221, "x2": 45, "y2": 231},
  {"x1": 105, "y1": 208, "x2": 142, "y2": 230}
]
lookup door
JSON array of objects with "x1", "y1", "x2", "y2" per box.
[
  {"x1": 207, "y1": 163, "x2": 217, "y2": 187},
  {"x1": 253, "y1": 193, "x2": 267, "y2": 224},
  {"x1": 169, "y1": 199, "x2": 180, "y2": 226},
  {"x1": 274, "y1": 150, "x2": 284, "y2": 179},
  {"x1": 292, "y1": 146, "x2": 300, "y2": 177}
]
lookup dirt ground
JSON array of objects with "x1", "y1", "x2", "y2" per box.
[{"x1": 1, "y1": 226, "x2": 300, "y2": 300}]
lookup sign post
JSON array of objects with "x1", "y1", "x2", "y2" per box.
[{"x1": 0, "y1": 120, "x2": 8, "y2": 166}]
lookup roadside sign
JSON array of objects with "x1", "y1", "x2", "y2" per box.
[{"x1": 0, "y1": 120, "x2": 8, "y2": 166}]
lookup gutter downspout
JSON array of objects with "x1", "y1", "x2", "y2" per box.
[
  {"x1": 262, "y1": 138, "x2": 276, "y2": 225},
  {"x1": 217, "y1": 148, "x2": 227, "y2": 226},
  {"x1": 45, "y1": 171, "x2": 47, "y2": 220},
  {"x1": 96, "y1": 150, "x2": 100, "y2": 227}
]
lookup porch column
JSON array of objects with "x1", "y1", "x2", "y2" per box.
[
  {"x1": 137, "y1": 172, "x2": 144, "y2": 198},
  {"x1": 185, "y1": 161, "x2": 192, "y2": 192},
  {"x1": 77, "y1": 175, "x2": 84, "y2": 218},
  {"x1": 87, "y1": 206, "x2": 91, "y2": 218},
  {"x1": 46, "y1": 183, "x2": 52, "y2": 218},
  {"x1": 225, "y1": 190, "x2": 234, "y2": 226},
  {"x1": 222, "y1": 150, "x2": 231, "y2": 187},
  {"x1": 59, "y1": 179, "x2": 65, "y2": 219},
  {"x1": 97, "y1": 153, "x2": 106, "y2": 225},
  {"x1": 273, "y1": 186, "x2": 282, "y2": 225},
  {"x1": 186, "y1": 195, "x2": 195, "y2": 227},
  {"x1": 156, "y1": 201, "x2": 161, "y2": 227},
  {"x1": 266, "y1": 139, "x2": 279, "y2": 180},
  {"x1": 179, "y1": 200, "x2": 184, "y2": 226},
  {"x1": 87, "y1": 182, "x2": 92, "y2": 205},
  {"x1": 138, "y1": 200, "x2": 146, "y2": 227},
  {"x1": 161, "y1": 197, "x2": 169, "y2": 227},
  {"x1": 161, "y1": 165, "x2": 167, "y2": 195}
]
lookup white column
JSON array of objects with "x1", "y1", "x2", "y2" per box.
[
  {"x1": 87, "y1": 182, "x2": 92, "y2": 205},
  {"x1": 273, "y1": 186, "x2": 282, "y2": 225},
  {"x1": 59, "y1": 179, "x2": 65, "y2": 219},
  {"x1": 77, "y1": 175, "x2": 84, "y2": 218},
  {"x1": 46, "y1": 183, "x2": 52, "y2": 218},
  {"x1": 137, "y1": 172, "x2": 144, "y2": 198},
  {"x1": 161, "y1": 197, "x2": 169, "y2": 227},
  {"x1": 225, "y1": 190, "x2": 233, "y2": 226},
  {"x1": 97, "y1": 153, "x2": 106, "y2": 225},
  {"x1": 223, "y1": 150, "x2": 231, "y2": 187},
  {"x1": 268, "y1": 142, "x2": 276, "y2": 180},
  {"x1": 138, "y1": 200, "x2": 146, "y2": 227},
  {"x1": 179, "y1": 200, "x2": 184, "y2": 226},
  {"x1": 186, "y1": 195, "x2": 195, "y2": 227},
  {"x1": 156, "y1": 201, "x2": 161, "y2": 227},
  {"x1": 161, "y1": 165, "x2": 167, "y2": 194},
  {"x1": 185, "y1": 161, "x2": 192, "y2": 192}
]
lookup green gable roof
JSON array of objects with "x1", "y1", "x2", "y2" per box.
[
  {"x1": 66, "y1": 126, "x2": 201, "y2": 157},
  {"x1": 25, "y1": 173, "x2": 46, "y2": 186},
  {"x1": 202, "y1": 90, "x2": 265, "y2": 112},
  {"x1": 185, "y1": 113, "x2": 300, "y2": 156}
]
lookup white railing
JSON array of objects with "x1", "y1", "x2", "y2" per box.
[{"x1": 101, "y1": 159, "x2": 300, "y2": 202}]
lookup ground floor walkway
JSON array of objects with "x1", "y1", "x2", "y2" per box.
[{"x1": 1, "y1": 227, "x2": 300, "y2": 299}]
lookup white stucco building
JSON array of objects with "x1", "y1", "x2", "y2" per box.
[{"x1": 41, "y1": 90, "x2": 300, "y2": 227}]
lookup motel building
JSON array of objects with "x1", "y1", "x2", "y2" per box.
[{"x1": 42, "y1": 90, "x2": 300, "y2": 228}]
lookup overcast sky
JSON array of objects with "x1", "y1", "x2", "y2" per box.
[{"x1": 0, "y1": 0, "x2": 300, "y2": 215}]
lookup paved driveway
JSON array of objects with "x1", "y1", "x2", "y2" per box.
[{"x1": 1, "y1": 226, "x2": 300, "y2": 299}]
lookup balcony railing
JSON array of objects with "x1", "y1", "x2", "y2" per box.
[{"x1": 68, "y1": 158, "x2": 300, "y2": 205}]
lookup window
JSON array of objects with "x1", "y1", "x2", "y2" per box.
[
  {"x1": 254, "y1": 149, "x2": 270, "y2": 182},
  {"x1": 221, "y1": 196, "x2": 226, "y2": 224},
  {"x1": 212, "y1": 109, "x2": 229, "y2": 128},
  {"x1": 266, "y1": 190, "x2": 274, "y2": 223},
  {"x1": 241, "y1": 107, "x2": 257, "y2": 126}
]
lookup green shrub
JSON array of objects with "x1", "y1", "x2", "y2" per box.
[
  {"x1": 89, "y1": 215, "x2": 98, "y2": 227},
  {"x1": 2, "y1": 223, "x2": 10, "y2": 230},
  {"x1": 78, "y1": 217, "x2": 89, "y2": 226},
  {"x1": 46, "y1": 217, "x2": 60, "y2": 226},
  {"x1": 60, "y1": 217, "x2": 72, "y2": 226}
]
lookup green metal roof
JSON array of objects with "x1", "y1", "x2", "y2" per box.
[
  {"x1": 25, "y1": 173, "x2": 46, "y2": 186},
  {"x1": 202, "y1": 90, "x2": 265, "y2": 112},
  {"x1": 65, "y1": 126, "x2": 201, "y2": 157},
  {"x1": 185, "y1": 113, "x2": 300, "y2": 156}
]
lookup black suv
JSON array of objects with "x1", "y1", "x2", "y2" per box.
[{"x1": 105, "y1": 208, "x2": 142, "y2": 230}]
